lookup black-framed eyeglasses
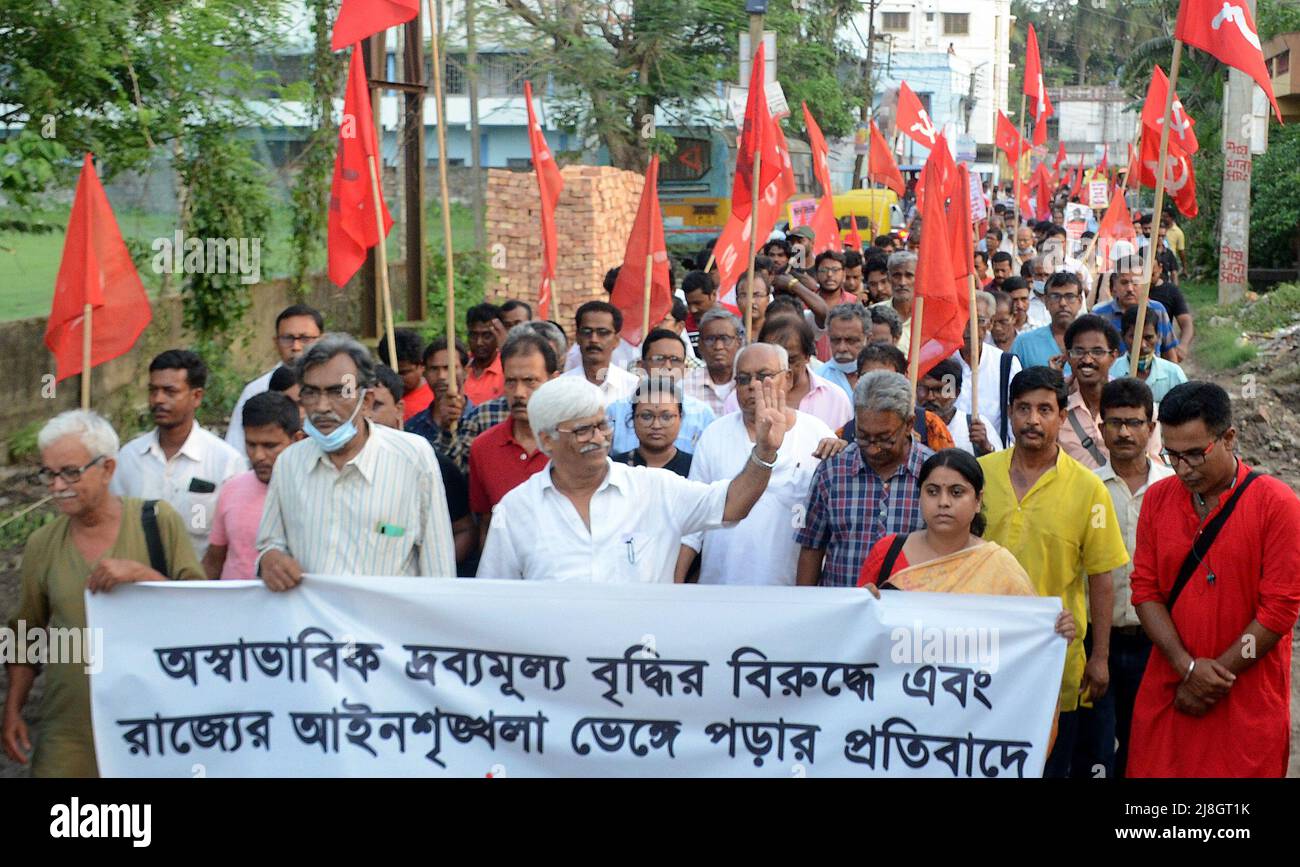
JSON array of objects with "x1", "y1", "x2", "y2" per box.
[
  {"x1": 1162, "y1": 439, "x2": 1218, "y2": 468},
  {"x1": 556, "y1": 419, "x2": 612, "y2": 441},
  {"x1": 1102, "y1": 417, "x2": 1150, "y2": 432},
  {"x1": 857, "y1": 421, "x2": 909, "y2": 449},
  {"x1": 1047, "y1": 292, "x2": 1080, "y2": 304},
  {"x1": 35, "y1": 454, "x2": 105, "y2": 485},
  {"x1": 299, "y1": 384, "x2": 363, "y2": 404},
  {"x1": 634, "y1": 411, "x2": 681, "y2": 427},
  {"x1": 578, "y1": 327, "x2": 616, "y2": 340},
  {"x1": 645, "y1": 354, "x2": 685, "y2": 366},
  {"x1": 1068, "y1": 347, "x2": 1114, "y2": 360},
  {"x1": 735, "y1": 370, "x2": 783, "y2": 386},
  {"x1": 276, "y1": 333, "x2": 320, "y2": 346}
]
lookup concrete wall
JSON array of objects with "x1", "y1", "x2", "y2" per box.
[{"x1": 0, "y1": 264, "x2": 408, "y2": 460}]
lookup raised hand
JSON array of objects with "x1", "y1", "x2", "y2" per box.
[{"x1": 753, "y1": 376, "x2": 790, "y2": 456}]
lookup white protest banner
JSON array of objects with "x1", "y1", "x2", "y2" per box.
[
  {"x1": 1064, "y1": 202, "x2": 1091, "y2": 246},
  {"x1": 87, "y1": 576, "x2": 1065, "y2": 778},
  {"x1": 969, "y1": 172, "x2": 988, "y2": 221},
  {"x1": 727, "y1": 81, "x2": 790, "y2": 130},
  {"x1": 787, "y1": 197, "x2": 817, "y2": 228},
  {"x1": 1087, "y1": 180, "x2": 1109, "y2": 209}
]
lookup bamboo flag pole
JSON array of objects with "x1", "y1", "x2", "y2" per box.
[
  {"x1": 641, "y1": 253, "x2": 654, "y2": 343},
  {"x1": 969, "y1": 219, "x2": 981, "y2": 418},
  {"x1": 743, "y1": 148, "x2": 762, "y2": 345},
  {"x1": 367, "y1": 155, "x2": 399, "y2": 371},
  {"x1": 80, "y1": 303, "x2": 92, "y2": 409},
  {"x1": 1011, "y1": 92, "x2": 1027, "y2": 235},
  {"x1": 427, "y1": 0, "x2": 458, "y2": 398},
  {"x1": 907, "y1": 296, "x2": 924, "y2": 412},
  {"x1": 1129, "y1": 42, "x2": 1182, "y2": 377}
]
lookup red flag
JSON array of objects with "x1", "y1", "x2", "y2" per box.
[
  {"x1": 1032, "y1": 162, "x2": 1054, "y2": 218},
  {"x1": 1052, "y1": 141, "x2": 1067, "y2": 174},
  {"x1": 523, "y1": 80, "x2": 564, "y2": 320},
  {"x1": 995, "y1": 110, "x2": 1027, "y2": 164},
  {"x1": 948, "y1": 163, "x2": 975, "y2": 292},
  {"x1": 328, "y1": 45, "x2": 393, "y2": 287},
  {"x1": 1094, "y1": 185, "x2": 1138, "y2": 268},
  {"x1": 913, "y1": 156, "x2": 967, "y2": 371},
  {"x1": 845, "y1": 210, "x2": 864, "y2": 252},
  {"x1": 1097, "y1": 145, "x2": 1109, "y2": 175},
  {"x1": 1175, "y1": 0, "x2": 1281, "y2": 121},
  {"x1": 1139, "y1": 132, "x2": 1199, "y2": 218},
  {"x1": 1126, "y1": 140, "x2": 1141, "y2": 189},
  {"x1": 897, "y1": 82, "x2": 940, "y2": 151},
  {"x1": 1024, "y1": 24, "x2": 1055, "y2": 146},
  {"x1": 331, "y1": 0, "x2": 419, "y2": 51},
  {"x1": 868, "y1": 119, "x2": 906, "y2": 197},
  {"x1": 45, "y1": 155, "x2": 152, "y2": 382},
  {"x1": 610, "y1": 156, "x2": 671, "y2": 346},
  {"x1": 1141, "y1": 65, "x2": 1199, "y2": 155},
  {"x1": 1068, "y1": 154, "x2": 1086, "y2": 201},
  {"x1": 913, "y1": 133, "x2": 956, "y2": 211},
  {"x1": 715, "y1": 43, "x2": 794, "y2": 302},
  {"x1": 802, "y1": 102, "x2": 842, "y2": 256}
]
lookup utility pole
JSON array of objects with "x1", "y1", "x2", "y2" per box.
[
  {"x1": 747, "y1": 0, "x2": 766, "y2": 80},
  {"x1": 1218, "y1": 0, "x2": 1259, "y2": 304},
  {"x1": 466, "y1": 0, "x2": 485, "y2": 250},
  {"x1": 852, "y1": 0, "x2": 879, "y2": 189}
]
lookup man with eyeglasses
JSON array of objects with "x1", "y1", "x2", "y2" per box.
[
  {"x1": 1127, "y1": 382, "x2": 1300, "y2": 778},
  {"x1": 684, "y1": 308, "x2": 742, "y2": 415},
  {"x1": 795, "y1": 371, "x2": 934, "y2": 587},
  {"x1": 605, "y1": 329, "x2": 715, "y2": 454},
  {"x1": 469, "y1": 331, "x2": 562, "y2": 548},
  {"x1": 111, "y1": 350, "x2": 246, "y2": 559},
  {"x1": 1056, "y1": 314, "x2": 1164, "y2": 471},
  {"x1": 225, "y1": 304, "x2": 324, "y2": 451},
  {"x1": 679, "y1": 342, "x2": 837, "y2": 586},
  {"x1": 1011, "y1": 272, "x2": 1084, "y2": 372},
  {"x1": 255, "y1": 333, "x2": 456, "y2": 588},
  {"x1": 477, "y1": 374, "x2": 791, "y2": 582},
  {"x1": 978, "y1": 366, "x2": 1129, "y2": 777},
  {"x1": 1092, "y1": 256, "x2": 1180, "y2": 361},
  {"x1": 1084, "y1": 377, "x2": 1175, "y2": 779},
  {"x1": 561, "y1": 300, "x2": 639, "y2": 406}
]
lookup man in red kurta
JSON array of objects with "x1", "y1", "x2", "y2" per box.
[{"x1": 1128, "y1": 382, "x2": 1300, "y2": 777}]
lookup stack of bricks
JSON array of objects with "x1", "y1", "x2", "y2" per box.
[{"x1": 485, "y1": 164, "x2": 646, "y2": 330}]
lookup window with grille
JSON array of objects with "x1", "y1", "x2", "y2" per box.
[
  {"x1": 439, "y1": 53, "x2": 530, "y2": 97},
  {"x1": 943, "y1": 13, "x2": 969, "y2": 35},
  {"x1": 882, "y1": 11, "x2": 909, "y2": 31}
]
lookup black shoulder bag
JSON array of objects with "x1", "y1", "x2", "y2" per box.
[
  {"x1": 141, "y1": 499, "x2": 171, "y2": 579},
  {"x1": 875, "y1": 534, "x2": 908, "y2": 590},
  {"x1": 1165, "y1": 472, "x2": 1261, "y2": 612}
]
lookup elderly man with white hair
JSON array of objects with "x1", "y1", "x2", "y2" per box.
[
  {"x1": 676, "y1": 342, "x2": 841, "y2": 585},
  {"x1": 477, "y1": 374, "x2": 791, "y2": 582},
  {"x1": 3, "y1": 410, "x2": 204, "y2": 778},
  {"x1": 871, "y1": 251, "x2": 917, "y2": 352}
]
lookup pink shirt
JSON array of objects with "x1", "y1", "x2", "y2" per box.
[
  {"x1": 209, "y1": 470, "x2": 269, "y2": 580},
  {"x1": 721, "y1": 370, "x2": 853, "y2": 431}
]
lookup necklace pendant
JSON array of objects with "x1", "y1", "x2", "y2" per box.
[{"x1": 1207, "y1": 571, "x2": 1216, "y2": 585}]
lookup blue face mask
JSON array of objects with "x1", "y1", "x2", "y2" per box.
[
  {"x1": 830, "y1": 358, "x2": 858, "y2": 374},
  {"x1": 303, "y1": 388, "x2": 367, "y2": 453},
  {"x1": 1032, "y1": 279, "x2": 1046, "y2": 294}
]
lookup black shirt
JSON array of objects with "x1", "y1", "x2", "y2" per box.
[
  {"x1": 1150, "y1": 281, "x2": 1190, "y2": 320},
  {"x1": 610, "y1": 449, "x2": 693, "y2": 478}
]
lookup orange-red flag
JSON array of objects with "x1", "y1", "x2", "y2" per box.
[
  {"x1": 1175, "y1": 0, "x2": 1281, "y2": 121},
  {"x1": 610, "y1": 155, "x2": 671, "y2": 346},
  {"x1": 845, "y1": 210, "x2": 864, "y2": 252},
  {"x1": 1095, "y1": 185, "x2": 1138, "y2": 268},
  {"x1": 913, "y1": 132, "x2": 956, "y2": 211},
  {"x1": 897, "y1": 82, "x2": 940, "y2": 151},
  {"x1": 995, "y1": 110, "x2": 1027, "y2": 164},
  {"x1": 913, "y1": 156, "x2": 967, "y2": 371},
  {"x1": 328, "y1": 45, "x2": 393, "y2": 287},
  {"x1": 1139, "y1": 132, "x2": 1198, "y2": 218},
  {"x1": 802, "y1": 102, "x2": 842, "y2": 256},
  {"x1": 524, "y1": 80, "x2": 564, "y2": 319},
  {"x1": 948, "y1": 163, "x2": 975, "y2": 292},
  {"x1": 331, "y1": 0, "x2": 419, "y2": 51},
  {"x1": 45, "y1": 155, "x2": 152, "y2": 382},
  {"x1": 1024, "y1": 24, "x2": 1055, "y2": 146},
  {"x1": 1142, "y1": 65, "x2": 1199, "y2": 155},
  {"x1": 868, "y1": 119, "x2": 906, "y2": 196}
]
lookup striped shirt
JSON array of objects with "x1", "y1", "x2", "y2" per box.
[
  {"x1": 255, "y1": 420, "x2": 455, "y2": 578},
  {"x1": 793, "y1": 441, "x2": 933, "y2": 587},
  {"x1": 407, "y1": 396, "x2": 509, "y2": 473}
]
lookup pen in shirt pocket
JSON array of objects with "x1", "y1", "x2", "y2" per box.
[{"x1": 624, "y1": 533, "x2": 636, "y2": 565}]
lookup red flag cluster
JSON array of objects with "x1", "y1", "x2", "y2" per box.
[
  {"x1": 912, "y1": 146, "x2": 973, "y2": 373},
  {"x1": 610, "y1": 155, "x2": 671, "y2": 345},
  {"x1": 802, "y1": 103, "x2": 842, "y2": 256}
]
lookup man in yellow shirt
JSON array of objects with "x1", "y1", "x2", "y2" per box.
[{"x1": 979, "y1": 366, "x2": 1129, "y2": 778}]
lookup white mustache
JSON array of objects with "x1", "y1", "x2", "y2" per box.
[
  {"x1": 52, "y1": 491, "x2": 78, "y2": 500},
  {"x1": 309, "y1": 411, "x2": 342, "y2": 426},
  {"x1": 579, "y1": 443, "x2": 605, "y2": 455}
]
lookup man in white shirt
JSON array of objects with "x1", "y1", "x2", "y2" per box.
[
  {"x1": 952, "y1": 290, "x2": 1023, "y2": 447},
  {"x1": 677, "y1": 342, "x2": 835, "y2": 585},
  {"x1": 1090, "y1": 377, "x2": 1175, "y2": 779},
  {"x1": 256, "y1": 334, "x2": 456, "y2": 588},
  {"x1": 561, "y1": 300, "x2": 639, "y2": 407},
  {"x1": 477, "y1": 375, "x2": 790, "y2": 582},
  {"x1": 225, "y1": 304, "x2": 324, "y2": 450},
  {"x1": 111, "y1": 350, "x2": 246, "y2": 559}
]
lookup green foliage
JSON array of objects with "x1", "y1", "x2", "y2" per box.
[
  {"x1": 1249, "y1": 126, "x2": 1300, "y2": 269},
  {"x1": 0, "y1": 503, "x2": 56, "y2": 551},
  {"x1": 1257, "y1": 0, "x2": 1300, "y2": 42},
  {"x1": 0, "y1": 131, "x2": 72, "y2": 216},
  {"x1": 192, "y1": 335, "x2": 252, "y2": 430},
  {"x1": 1236, "y1": 283, "x2": 1300, "y2": 332},
  {"x1": 288, "y1": 0, "x2": 347, "y2": 295},
  {"x1": 424, "y1": 247, "x2": 494, "y2": 345},
  {"x1": 175, "y1": 127, "x2": 274, "y2": 337},
  {"x1": 7, "y1": 420, "x2": 42, "y2": 462}
]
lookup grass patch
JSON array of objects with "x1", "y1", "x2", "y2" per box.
[{"x1": 1195, "y1": 323, "x2": 1258, "y2": 370}]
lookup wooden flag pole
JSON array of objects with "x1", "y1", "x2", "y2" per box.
[
  {"x1": 641, "y1": 253, "x2": 654, "y2": 343},
  {"x1": 1011, "y1": 93, "x2": 1027, "y2": 235},
  {"x1": 1129, "y1": 41, "x2": 1182, "y2": 377},
  {"x1": 367, "y1": 154, "x2": 399, "y2": 372},
  {"x1": 743, "y1": 148, "x2": 762, "y2": 345},
  {"x1": 80, "y1": 303, "x2": 92, "y2": 409},
  {"x1": 969, "y1": 222, "x2": 981, "y2": 418},
  {"x1": 907, "y1": 296, "x2": 924, "y2": 412},
  {"x1": 427, "y1": 0, "x2": 458, "y2": 398}
]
